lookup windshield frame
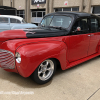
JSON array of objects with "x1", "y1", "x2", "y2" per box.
[{"x1": 40, "y1": 14, "x2": 73, "y2": 29}]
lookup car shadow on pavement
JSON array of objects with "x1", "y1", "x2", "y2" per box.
[
  {"x1": 0, "y1": 70, "x2": 53, "y2": 88},
  {"x1": 0, "y1": 56, "x2": 99, "y2": 88}
]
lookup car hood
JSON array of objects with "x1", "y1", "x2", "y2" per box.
[
  {"x1": 0, "y1": 30, "x2": 27, "y2": 42},
  {"x1": 0, "y1": 27, "x2": 68, "y2": 42},
  {"x1": 25, "y1": 27, "x2": 67, "y2": 38}
]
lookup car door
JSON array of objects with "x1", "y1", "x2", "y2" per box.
[
  {"x1": 67, "y1": 18, "x2": 90, "y2": 62},
  {"x1": 87, "y1": 17, "x2": 100, "y2": 56},
  {"x1": 0, "y1": 17, "x2": 10, "y2": 32}
]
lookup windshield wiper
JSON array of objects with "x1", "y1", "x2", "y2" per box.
[{"x1": 47, "y1": 26, "x2": 67, "y2": 31}]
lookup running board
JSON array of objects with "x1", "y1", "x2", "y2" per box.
[{"x1": 66, "y1": 53, "x2": 100, "y2": 69}]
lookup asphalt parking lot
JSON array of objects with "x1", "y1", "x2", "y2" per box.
[{"x1": 0, "y1": 56, "x2": 100, "y2": 100}]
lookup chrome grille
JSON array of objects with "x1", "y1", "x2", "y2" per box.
[{"x1": 0, "y1": 49, "x2": 15, "y2": 69}]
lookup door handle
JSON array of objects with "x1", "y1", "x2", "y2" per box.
[{"x1": 91, "y1": 34, "x2": 94, "y2": 36}]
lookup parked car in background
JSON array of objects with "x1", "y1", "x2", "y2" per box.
[
  {"x1": 0, "y1": 15, "x2": 37, "y2": 32},
  {"x1": 11, "y1": 23, "x2": 37, "y2": 30},
  {"x1": 0, "y1": 12, "x2": 100, "y2": 84}
]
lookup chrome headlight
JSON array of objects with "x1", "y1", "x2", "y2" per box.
[{"x1": 15, "y1": 52, "x2": 21, "y2": 63}]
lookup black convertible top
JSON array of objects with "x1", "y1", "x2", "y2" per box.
[{"x1": 45, "y1": 11, "x2": 99, "y2": 18}]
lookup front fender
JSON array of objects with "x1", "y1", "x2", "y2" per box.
[{"x1": 16, "y1": 41, "x2": 68, "y2": 77}]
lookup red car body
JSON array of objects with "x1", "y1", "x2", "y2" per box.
[{"x1": 0, "y1": 12, "x2": 100, "y2": 83}]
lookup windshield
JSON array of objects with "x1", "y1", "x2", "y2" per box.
[{"x1": 41, "y1": 15, "x2": 72, "y2": 28}]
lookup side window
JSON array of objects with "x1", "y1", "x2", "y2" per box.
[
  {"x1": 10, "y1": 18, "x2": 21, "y2": 23},
  {"x1": 0, "y1": 17, "x2": 8, "y2": 23},
  {"x1": 90, "y1": 18, "x2": 99, "y2": 32},
  {"x1": 73, "y1": 18, "x2": 89, "y2": 32}
]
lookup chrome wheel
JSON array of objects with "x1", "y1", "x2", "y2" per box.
[{"x1": 38, "y1": 59, "x2": 54, "y2": 81}]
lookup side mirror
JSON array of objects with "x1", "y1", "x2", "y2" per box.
[
  {"x1": 76, "y1": 27, "x2": 81, "y2": 31},
  {"x1": 72, "y1": 27, "x2": 81, "y2": 33}
]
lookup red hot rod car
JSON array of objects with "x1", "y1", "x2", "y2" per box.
[{"x1": 0, "y1": 12, "x2": 100, "y2": 84}]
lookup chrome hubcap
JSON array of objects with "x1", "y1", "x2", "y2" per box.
[{"x1": 38, "y1": 59, "x2": 54, "y2": 81}]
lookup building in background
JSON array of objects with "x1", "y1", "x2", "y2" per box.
[{"x1": 0, "y1": 0, "x2": 100, "y2": 24}]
